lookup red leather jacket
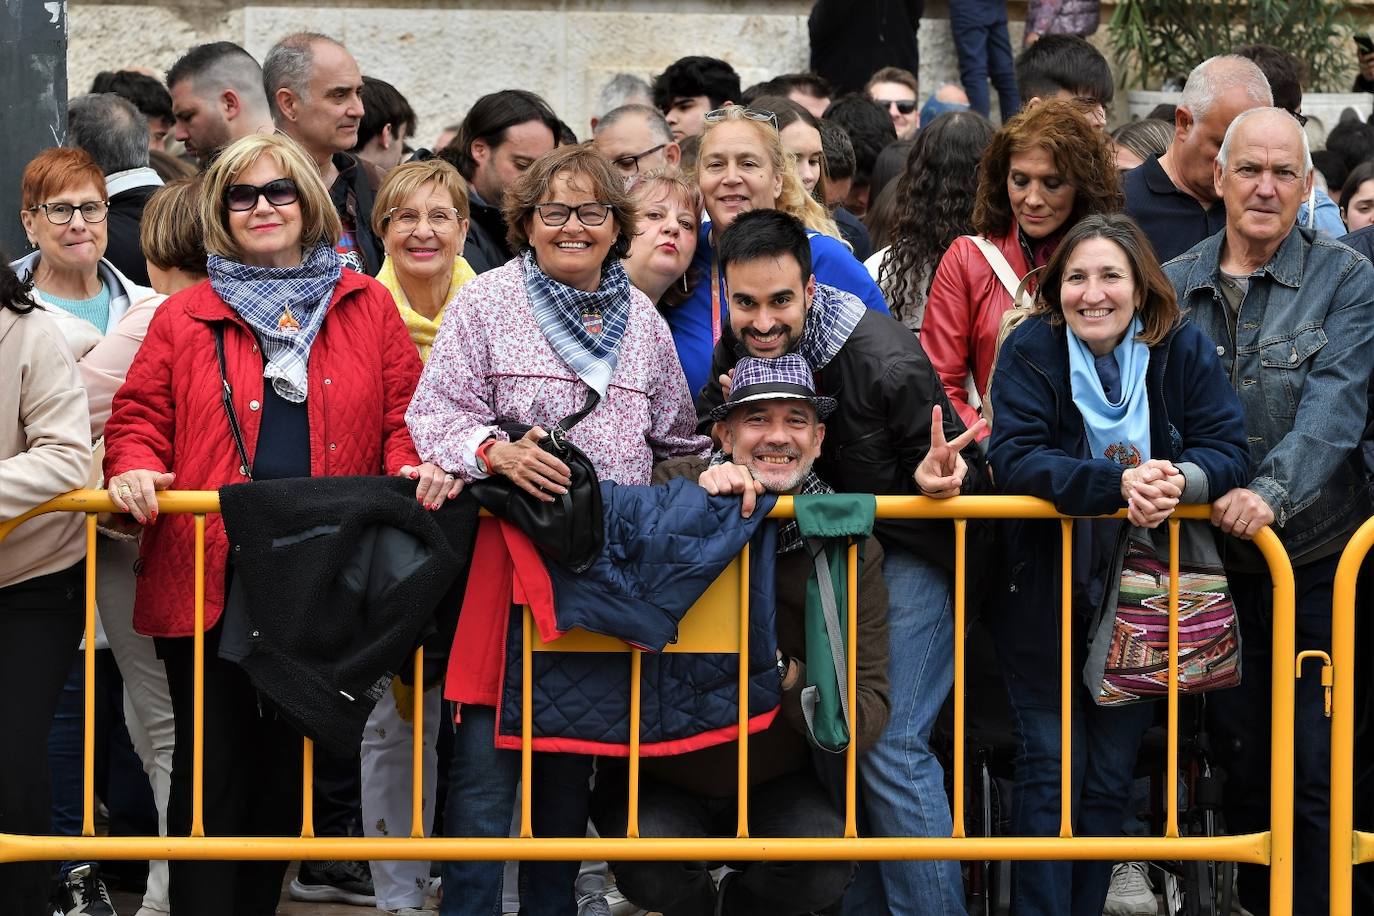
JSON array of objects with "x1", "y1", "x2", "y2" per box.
[
  {"x1": 104, "y1": 271, "x2": 422, "y2": 637},
  {"x1": 920, "y1": 229, "x2": 1037, "y2": 437}
]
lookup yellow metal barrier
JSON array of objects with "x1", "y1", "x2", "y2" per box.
[
  {"x1": 0, "y1": 491, "x2": 1297, "y2": 914},
  {"x1": 1329, "y1": 517, "x2": 1374, "y2": 915}
]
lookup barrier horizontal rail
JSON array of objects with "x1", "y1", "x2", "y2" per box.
[{"x1": 0, "y1": 489, "x2": 1296, "y2": 916}]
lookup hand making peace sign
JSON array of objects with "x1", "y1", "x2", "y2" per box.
[{"x1": 913, "y1": 404, "x2": 986, "y2": 499}]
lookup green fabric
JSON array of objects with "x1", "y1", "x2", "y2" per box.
[
  {"x1": 794, "y1": 492, "x2": 877, "y2": 539},
  {"x1": 794, "y1": 494, "x2": 875, "y2": 752}
]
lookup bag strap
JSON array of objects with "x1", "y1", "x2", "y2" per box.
[
  {"x1": 213, "y1": 323, "x2": 253, "y2": 481},
  {"x1": 967, "y1": 235, "x2": 1036, "y2": 310},
  {"x1": 801, "y1": 537, "x2": 851, "y2": 751},
  {"x1": 548, "y1": 389, "x2": 601, "y2": 452}
]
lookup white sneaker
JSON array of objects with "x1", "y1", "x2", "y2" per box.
[{"x1": 1103, "y1": 861, "x2": 1157, "y2": 916}]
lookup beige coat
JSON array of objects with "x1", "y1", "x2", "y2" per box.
[{"x1": 0, "y1": 306, "x2": 93, "y2": 588}]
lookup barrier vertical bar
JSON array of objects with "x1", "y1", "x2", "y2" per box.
[
  {"x1": 1329, "y1": 520, "x2": 1374, "y2": 916},
  {"x1": 628, "y1": 650, "x2": 643, "y2": 838},
  {"x1": 192, "y1": 514, "x2": 206, "y2": 837},
  {"x1": 1258, "y1": 528, "x2": 1296, "y2": 915},
  {"x1": 737, "y1": 542, "x2": 751, "y2": 839},
  {"x1": 845, "y1": 541, "x2": 859, "y2": 839},
  {"x1": 521, "y1": 605, "x2": 534, "y2": 838},
  {"x1": 82, "y1": 514, "x2": 98, "y2": 837},
  {"x1": 301, "y1": 739, "x2": 315, "y2": 837},
  {"x1": 952, "y1": 519, "x2": 967, "y2": 839},
  {"x1": 1059, "y1": 518, "x2": 1074, "y2": 838},
  {"x1": 1166, "y1": 519, "x2": 1180, "y2": 838},
  {"x1": 411, "y1": 648, "x2": 425, "y2": 838}
]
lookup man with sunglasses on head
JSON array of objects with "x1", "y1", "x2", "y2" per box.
[
  {"x1": 264, "y1": 31, "x2": 383, "y2": 275},
  {"x1": 696, "y1": 208, "x2": 986, "y2": 916},
  {"x1": 592, "y1": 104, "x2": 681, "y2": 183},
  {"x1": 865, "y1": 66, "x2": 920, "y2": 139}
]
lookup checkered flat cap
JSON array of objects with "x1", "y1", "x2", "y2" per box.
[{"x1": 708, "y1": 353, "x2": 837, "y2": 421}]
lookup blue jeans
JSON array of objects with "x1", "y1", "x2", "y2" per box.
[
  {"x1": 948, "y1": 0, "x2": 1020, "y2": 119},
  {"x1": 846, "y1": 545, "x2": 966, "y2": 916},
  {"x1": 1206, "y1": 554, "x2": 1338, "y2": 916},
  {"x1": 992, "y1": 594, "x2": 1154, "y2": 916},
  {"x1": 440, "y1": 704, "x2": 593, "y2": 916}
]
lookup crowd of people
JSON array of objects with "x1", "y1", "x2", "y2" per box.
[{"x1": 5, "y1": 17, "x2": 1374, "y2": 916}]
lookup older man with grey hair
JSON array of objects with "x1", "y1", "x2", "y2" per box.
[
  {"x1": 263, "y1": 31, "x2": 382, "y2": 274},
  {"x1": 1124, "y1": 54, "x2": 1272, "y2": 261},
  {"x1": 66, "y1": 92, "x2": 162, "y2": 286},
  {"x1": 589, "y1": 72, "x2": 653, "y2": 132},
  {"x1": 1164, "y1": 106, "x2": 1374, "y2": 916},
  {"x1": 592, "y1": 103, "x2": 680, "y2": 180}
]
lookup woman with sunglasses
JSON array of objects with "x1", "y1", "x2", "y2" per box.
[
  {"x1": 407, "y1": 144, "x2": 709, "y2": 916},
  {"x1": 668, "y1": 105, "x2": 889, "y2": 398},
  {"x1": 102, "y1": 133, "x2": 453, "y2": 916},
  {"x1": 12, "y1": 147, "x2": 153, "y2": 337}
]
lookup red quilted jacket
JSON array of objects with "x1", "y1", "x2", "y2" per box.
[{"x1": 104, "y1": 270, "x2": 422, "y2": 637}]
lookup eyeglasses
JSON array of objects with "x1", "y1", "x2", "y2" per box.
[
  {"x1": 610, "y1": 143, "x2": 669, "y2": 175},
  {"x1": 385, "y1": 206, "x2": 464, "y2": 233},
  {"x1": 28, "y1": 200, "x2": 109, "y2": 225},
  {"x1": 1295, "y1": 112, "x2": 1310, "y2": 127},
  {"x1": 534, "y1": 202, "x2": 612, "y2": 227},
  {"x1": 704, "y1": 107, "x2": 780, "y2": 131},
  {"x1": 875, "y1": 98, "x2": 918, "y2": 115},
  {"x1": 224, "y1": 178, "x2": 299, "y2": 212}
]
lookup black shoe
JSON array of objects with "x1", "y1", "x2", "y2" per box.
[
  {"x1": 55, "y1": 863, "x2": 118, "y2": 916},
  {"x1": 289, "y1": 859, "x2": 377, "y2": 906}
]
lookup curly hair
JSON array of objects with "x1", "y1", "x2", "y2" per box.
[
  {"x1": 879, "y1": 111, "x2": 994, "y2": 327},
  {"x1": 972, "y1": 99, "x2": 1122, "y2": 239}
]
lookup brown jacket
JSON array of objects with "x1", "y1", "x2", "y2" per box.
[
  {"x1": 0, "y1": 306, "x2": 93, "y2": 588},
  {"x1": 643, "y1": 456, "x2": 891, "y2": 797}
]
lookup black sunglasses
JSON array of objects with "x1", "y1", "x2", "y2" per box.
[
  {"x1": 875, "y1": 98, "x2": 918, "y2": 115},
  {"x1": 225, "y1": 178, "x2": 299, "y2": 212}
]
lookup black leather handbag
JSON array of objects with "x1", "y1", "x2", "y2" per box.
[{"x1": 468, "y1": 391, "x2": 604, "y2": 573}]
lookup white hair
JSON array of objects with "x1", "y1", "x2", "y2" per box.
[
  {"x1": 1217, "y1": 106, "x2": 1313, "y2": 177},
  {"x1": 594, "y1": 73, "x2": 652, "y2": 121},
  {"x1": 1180, "y1": 55, "x2": 1273, "y2": 120}
]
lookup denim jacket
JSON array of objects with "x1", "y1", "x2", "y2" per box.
[{"x1": 1164, "y1": 226, "x2": 1374, "y2": 560}]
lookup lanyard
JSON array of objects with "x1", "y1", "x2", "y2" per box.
[{"x1": 710, "y1": 256, "x2": 723, "y2": 344}]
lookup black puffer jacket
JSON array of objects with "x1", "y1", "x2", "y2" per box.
[
  {"x1": 697, "y1": 305, "x2": 987, "y2": 569},
  {"x1": 463, "y1": 193, "x2": 512, "y2": 274}
]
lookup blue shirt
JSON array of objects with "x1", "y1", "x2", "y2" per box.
[{"x1": 664, "y1": 224, "x2": 889, "y2": 398}]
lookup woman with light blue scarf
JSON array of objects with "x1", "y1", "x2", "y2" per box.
[{"x1": 986, "y1": 214, "x2": 1249, "y2": 916}]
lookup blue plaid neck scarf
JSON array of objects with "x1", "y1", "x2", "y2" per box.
[
  {"x1": 797, "y1": 284, "x2": 866, "y2": 370},
  {"x1": 522, "y1": 248, "x2": 631, "y2": 399},
  {"x1": 208, "y1": 242, "x2": 343, "y2": 403}
]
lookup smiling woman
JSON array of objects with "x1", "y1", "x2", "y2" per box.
[
  {"x1": 101, "y1": 131, "x2": 450, "y2": 916},
  {"x1": 922, "y1": 99, "x2": 1121, "y2": 440}
]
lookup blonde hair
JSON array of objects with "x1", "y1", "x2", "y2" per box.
[
  {"x1": 371, "y1": 158, "x2": 471, "y2": 239},
  {"x1": 628, "y1": 166, "x2": 702, "y2": 307},
  {"x1": 696, "y1": 107, "x2": 842, "y2": 241},
  {"x1": 140, "y1": 178, "x2": 207, "y2": 275},
  {"x1": 199, "y1": 132, "x2": 341, "y2": 260}
]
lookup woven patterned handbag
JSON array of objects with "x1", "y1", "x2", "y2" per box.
[{"x1": 1092, "y1": 536, "x2": 1241, "y2": 706}]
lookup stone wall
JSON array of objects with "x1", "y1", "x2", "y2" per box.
[{"x1": 67, "y1": 0, "x2": 1012, "y2": 143}]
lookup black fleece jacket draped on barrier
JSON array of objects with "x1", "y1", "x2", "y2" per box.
[{"x1": 218, "y1": 476, "x2": 480, "y2": 755}]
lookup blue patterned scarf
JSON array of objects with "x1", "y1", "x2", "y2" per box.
[
  {"x1": 208, "y1": 242, "x2": 342, "y2": 403},
  {"x1": 797, "y1": 283, "x2": 866, "y2": 370},
  {"x1": 1067, "y1": 316, "x2": 1151, "y2": 468},
  {"x1": 522, "y1": 248, "x2": 632, "y2": 398}
]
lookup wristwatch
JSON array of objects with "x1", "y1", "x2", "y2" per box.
[{"x1": 475, "y1": 437, "x2": 497, "y2": 475}]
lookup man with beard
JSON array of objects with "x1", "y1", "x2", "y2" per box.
[
  {"x1": 166, "y1": 42, "x2": 274, "y2": 167},
  {"x1": 592, "y1": 353, "x2": 894, "y2": 916},
  {"x1": 695, "y1": 208, "x2": 984, "y2": 916}
]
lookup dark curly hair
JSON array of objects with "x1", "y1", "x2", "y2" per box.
[
  {"x1": 0, "y1": 251, "x2": 38, "y2": 315},
  {"x1": 972, "y1": 99, "x2": 1122, "y2": 239},
  {"x1": 879, "y1": 111, "x2": 994, "y2": 327}
]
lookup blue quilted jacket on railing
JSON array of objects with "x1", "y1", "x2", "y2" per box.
[{"x1": 495, "y1": 479, "x2": 783, "y2": 756}]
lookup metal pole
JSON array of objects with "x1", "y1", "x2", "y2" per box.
[{"x1": 0, "y1": 0, "x2": 67, "y2": 259}]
